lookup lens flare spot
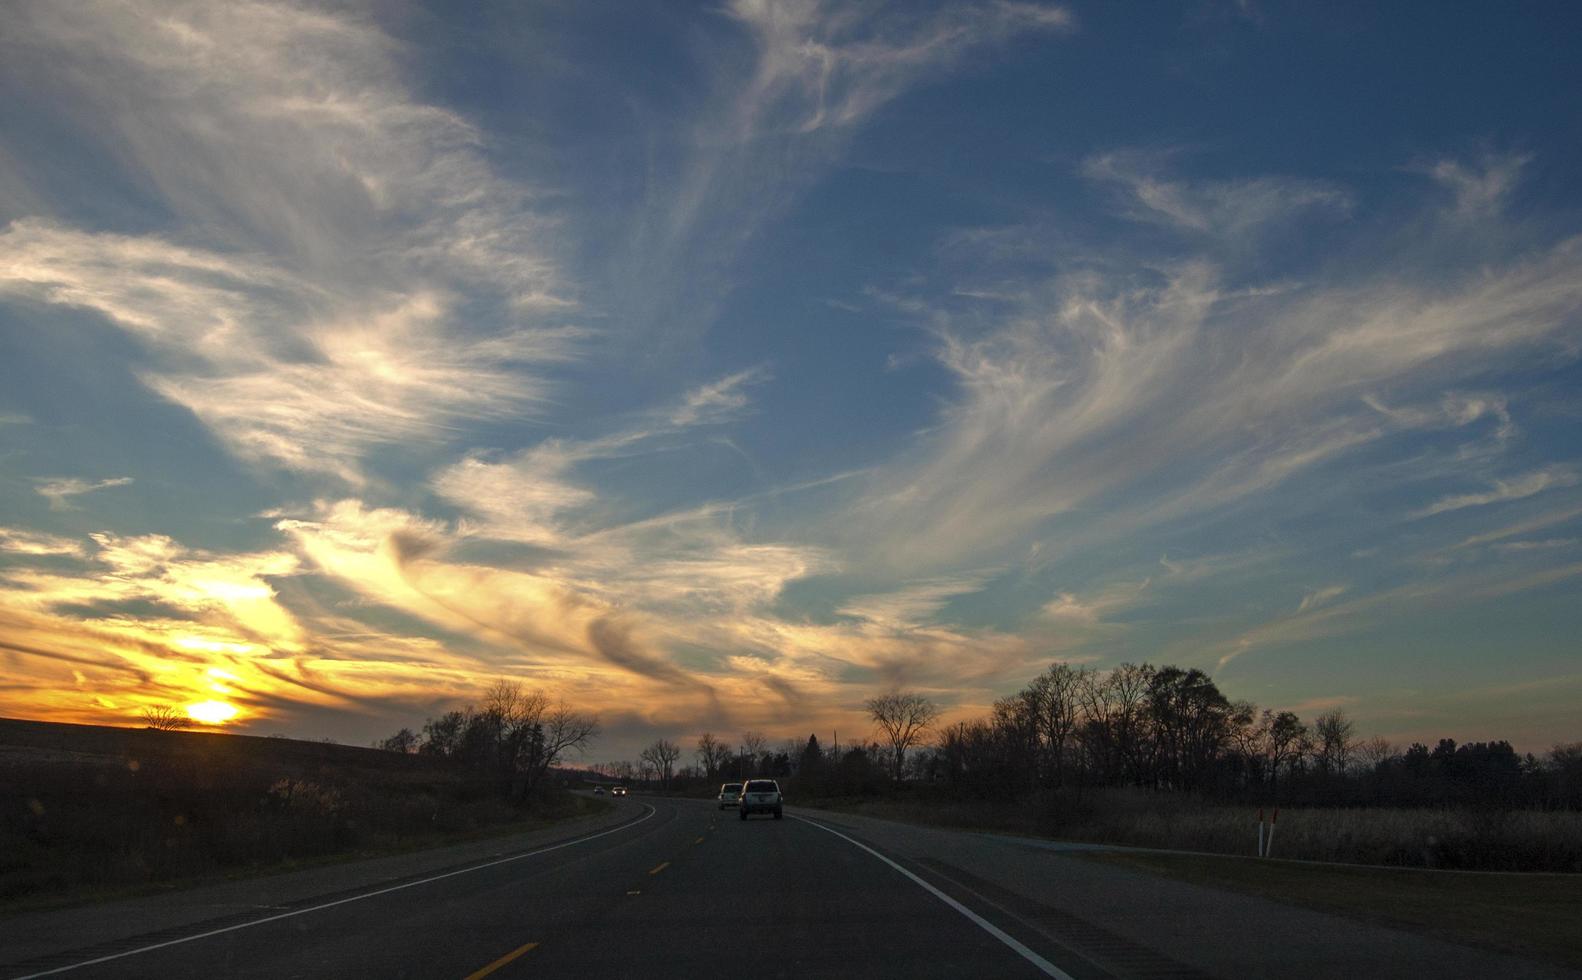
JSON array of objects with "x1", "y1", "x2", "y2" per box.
[{"x1": 186, "y1": 700, "x2": 239, "y2": 725}]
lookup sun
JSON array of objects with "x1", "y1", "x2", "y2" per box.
[{"x1": 186, "y1": 700, "x2": 239, "y2": 726}]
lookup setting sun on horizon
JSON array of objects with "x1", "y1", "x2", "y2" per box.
[{"x1": 185, "y1": 700, "x2": 240, "y2": 727}]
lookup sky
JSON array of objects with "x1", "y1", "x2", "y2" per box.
[{"x1": 1, "y1": 1, "x2": 1579, "y2": 760}]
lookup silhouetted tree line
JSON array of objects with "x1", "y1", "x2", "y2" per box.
[
  {"x1": 896, "y1": 663, "x2": 1582, "y2": 810},
  {"x1": 592, "y1": 731, "x2": 799, "y2": 791},
  {"x1": 473, "y1": 664, "x2": 1578, "y2": 813},
  {"x1": 377, "y1": 681, "x2": 598, "y2": 804}
]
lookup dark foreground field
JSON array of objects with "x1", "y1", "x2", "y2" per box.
[
  {"x1": 797, "y1": 787, "x2": 1582, "y2": 871},
  {"x1": 0, "y1": 717, "x2": 603, "y2": 912},
  {"x1": 1077, "y1": 849, "x2": 1582, "y2": 970}
]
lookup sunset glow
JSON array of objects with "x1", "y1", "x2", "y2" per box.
[
  {"x1": 0, "y1": 1, "x2": 1578, "y2": 759},
  {"x1": 186, "y1": 701, "x2": 240, "y2": 727}
]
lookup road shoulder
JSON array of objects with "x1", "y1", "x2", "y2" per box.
[{"x1": 790, "y1": 804, "x2": 1581, "y2": 980}]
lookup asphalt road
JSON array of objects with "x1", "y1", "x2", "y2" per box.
[{"x1": 2, "y1": 796, "x2": 1575, "y2": 980}]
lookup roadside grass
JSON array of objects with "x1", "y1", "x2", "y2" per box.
[
  {"x1": 0, "y1": 791, "x2": 610, "y2": 917},
  {"x1": 1073, "y1": 849, "x2": 1582, "y2": 971},
  {"x1": 799, "y1": 788, "x2": 1582, "y2": 871},
  {"x1": 0, "y1": 718, "x2": 607, "y2": 914}
]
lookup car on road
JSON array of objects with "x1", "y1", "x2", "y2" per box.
[
  {"x1": 611, "y1": 785, "x2": 628, "y2": 797},
  {"x1": 738, "y1": 778, "x2": 782, "y2": 820},
  {"x1": 717, "y1": 782, "x2": 742, "y2": 809},
  {"x1": 592, "y1": 785, "x2": 605, "y2": 795}
]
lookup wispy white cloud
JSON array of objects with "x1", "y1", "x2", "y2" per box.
[
  {"x1": 1084, "y1": 150, "x2": 1352, "y2": 237},
  {"x1": 1362, "y1": 391, "x2": 1514, "y2": 444},
  {"x1": 1215, "y1": 554, "x2": 1582, "y2": 672},
  {"x1": 432, "y1": 365, "x2": 777, "y2": 548},
  {"x1": 0, "y1": 529, "x2": 303, "y2": 651},
  {"x1": 1453, "y1": 503, "x2": 1582, "y2": 550},
  {"x1": 434, "y1": 446, "x2": 595, "y2": 549},
  {"x1": 1410, "y1": 465, "x2": 1579, "y2": 519},
  {"x1": 0, "y1": 526, "x2": 85, "y2": 556},
  {"x1": 669, "y1": 367, "x2": 770, "y2": 427},
  {"x1": 33, "y1": 476, "x2": 133, "y2": 510},
  {"x1": 839, "y1": 573, "x2": 995, "y2": 629},
  {"x1": 615, "y1": 1, "x2": 1074, "y2": 348},
  {"x1": 1492, "y1": 537, "x2": 1577, "y2": 553},
  {"x1": 1040, "y1": 578, "x2": 1149, "y2": 625},
  {"x1": 1423, "y1": 151, "x2": 1531, "y2": 219},
  {"x1": 725, "y1": 0, "x2": 1073, "y2": 137},
  {"x1": 0, "y1": 1, "x2": 578, "y2": 481},
  {"x1": 845, "y1": 153, "x2": 1582, "y2": 572},
  {"x1": 1296, "y1": 584, "x2": 1347, "y2": 613}
]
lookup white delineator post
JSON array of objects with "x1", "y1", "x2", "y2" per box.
[
  {"x1": 1257, "y1": 807, "x2": 1266, "y2": 857},
  {"x1": 1265, "y1": 807, "x2": 1279, "y2": 858}
]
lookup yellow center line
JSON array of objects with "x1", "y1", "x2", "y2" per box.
[
  {"x1": 648, "y1": 861, "x2": 670, "y2": 875},
  {"x1": 463, "y1": 941, "x2": 538, "y2": 980},
  {"x1": 693, "y1": 836, "x2": 705, "y2": 845}
]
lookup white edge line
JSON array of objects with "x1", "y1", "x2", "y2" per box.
[
  {"x1": 789, "y1": 813, "x2": 1074, "y2": 980},
  {"x1": 11, "y1": 804, "x2": 657, "y2": 979}
]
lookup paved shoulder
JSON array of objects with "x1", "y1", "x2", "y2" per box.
[{"x1": 789, "y1": 804, "x2": 1581, "y2": 980}]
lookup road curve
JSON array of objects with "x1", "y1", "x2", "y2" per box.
[{"x1": 1, "y1": 796, "x2": 1573, "y2": 980}]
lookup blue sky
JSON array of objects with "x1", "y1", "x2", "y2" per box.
[{"x1": 1, "y1": 0, "x2": 1579, "y2": 757}]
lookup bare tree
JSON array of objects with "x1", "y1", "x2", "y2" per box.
[
  {"x1": 740, "y1": 731, "x2": 768, "y2": 776},
  {"x1": 1028, "y1": 663, "x2": 1089, "y2": 787},
  {"x1": 1080, "y1": 663, "x2": 1154, "y2": 785},
  {"x1": 1356, "y1": 734, "x2": 1394, "y2": 772},
  {"x1": 141, "y1": 704, "x2": 190, "y2": 731},
  {"x1": 695, "y1": 732, "x2": 730, "y2": 780},
  {"x1": 866, "y1": 691, "x2": 940, "y2": 781},
  {"x1": 1263, "y1": 709, "x2": 1309, "y2": 796},
  {"x1": 640, "y1": 738, "x2": 681, "y2": 788},
  {"x1": 1226, "y1": 701, "x2": 1264, "y2": 785},
  {"x1": 537, "y1": 699, "x2": 601, "y2": 789},
  {"x1": 991, "y1": 693, "x2": 1039, "y2": 791},
  {"x1": 1313, "y1": 709, "x2": 1357, "y2": 776}
]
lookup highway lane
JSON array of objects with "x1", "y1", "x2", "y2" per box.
[{"x1": 9, "y1": 797, "x2": 1053, "y2": 980}]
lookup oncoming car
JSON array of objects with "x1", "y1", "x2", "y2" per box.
[
  {"x1": 717, "y1": 782, "x2": 742, "y2": 809},
  {"x1": 738, "y1": 778, "x2": 782, "y2": 820},
  {"x1": 592, "y1": 785, "x2": 605, "y2": 795},
  {"x1": 611, "y1": 785, "x2": 628, "y2": 797}
]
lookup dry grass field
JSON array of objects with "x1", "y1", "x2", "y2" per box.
[
  {"x1": 0, "y1": 717, "x2": 603, "y2": 911},
  {"x1": 1077, "y1": 849, "x2": 1582, "y2": 970},
  {"x1": 811, "y1": 787, "x2": 1582, "y2": 871}
]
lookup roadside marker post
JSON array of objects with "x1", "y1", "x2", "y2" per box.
[
  {"x1": 1265, "y1": 808, "x2": 1278, "y2": 858},
  {"x1": 1257, "y1": 808, "x2": 1265, "y2": 857}
]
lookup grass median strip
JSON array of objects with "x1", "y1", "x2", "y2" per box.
[
  {"x1": 1074, "y1": 850, "x2": 1582, "y2": 970},
  {"x1": 463, "y1": 941, "x2": 538, "y2": 980}
]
